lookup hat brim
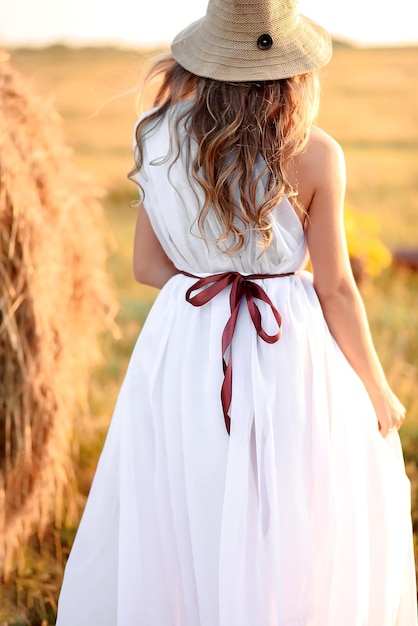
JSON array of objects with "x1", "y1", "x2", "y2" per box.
[{"x1": 171, "y1": 14, "x2": 332, "y2": 82}]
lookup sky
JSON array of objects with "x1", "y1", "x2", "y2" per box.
[{"x1": 1, "y1": 0, "x2": 417, "y2": 48}]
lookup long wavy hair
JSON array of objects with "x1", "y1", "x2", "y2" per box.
[{"x1": 129, "y1": 54, "x2": 320, "y2": 253}]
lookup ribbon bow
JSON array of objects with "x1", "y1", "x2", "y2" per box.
[{"x1": 184, "y1": 271, "x2": 293, "y2": 434}]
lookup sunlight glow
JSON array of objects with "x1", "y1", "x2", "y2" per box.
[{"x1": 1, "y1": 0, "x2": 417, "y2": 48}]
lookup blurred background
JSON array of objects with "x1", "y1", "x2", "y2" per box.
[{"x1": 1, "y1": 0, "x2": 417, "y2": 623}]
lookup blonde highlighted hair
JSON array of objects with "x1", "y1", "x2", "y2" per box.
[{"x1": 129, "y1": 54, "x2": 320, "y2": 253}]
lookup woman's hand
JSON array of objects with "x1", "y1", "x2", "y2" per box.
[{"x1": 368, "y1": 384, "x2": 406, "y2": 437}]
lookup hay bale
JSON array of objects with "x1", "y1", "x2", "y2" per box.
[{"x1": 0, "y1": 50, "x2": 117, "y2": 577}]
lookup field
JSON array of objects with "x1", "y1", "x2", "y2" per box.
[{"x1": 2, "y1": 44, "x2": 418, "y2": 623}]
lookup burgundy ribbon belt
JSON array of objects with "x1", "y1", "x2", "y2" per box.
[{"x1": 182, "y1": 270, "x2": 294, "y2": 434}]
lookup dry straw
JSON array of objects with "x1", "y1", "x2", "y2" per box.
[{"x1": 0, "y1": 50, "x2": 117, "y2": 577}]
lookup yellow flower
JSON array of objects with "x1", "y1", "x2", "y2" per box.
[{"x1": 344, "y1": 205, "x2": 392, "y2": 278}]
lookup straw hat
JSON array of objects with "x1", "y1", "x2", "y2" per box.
[{"x1": 171, "y1": 0, "x2": 332, "y2": 82}]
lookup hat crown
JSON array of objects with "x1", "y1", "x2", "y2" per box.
[
  {"x1": 171, "y1": 0, "x2": 332, "y2": 82},
  {"x1": 204, "y1": 0, "x2": 300, "y2": 43}
]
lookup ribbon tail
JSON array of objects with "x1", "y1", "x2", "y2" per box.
[{"x1": 221, "y1": 363, "x2": 232, "y2": 435}]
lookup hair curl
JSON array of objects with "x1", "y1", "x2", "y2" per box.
[{"x1": 129, "y1": 54, "x2": 320, "y2": 253}]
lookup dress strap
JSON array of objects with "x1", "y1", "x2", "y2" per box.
[{"x1": 181, "y1": 271, "x2": 294, "y2": 434}]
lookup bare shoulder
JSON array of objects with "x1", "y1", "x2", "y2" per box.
[
  {"x1": 302, "y1": 126, "x2": 345, "y2": 172},
  {"x1": 289, "y1": 127, "x2": 345, "y2": 214}
]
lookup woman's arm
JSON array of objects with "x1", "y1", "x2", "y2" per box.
[
  {"x1": 133, "y1": 203, "x2": 179, "y2": 289},
  {"x1": 303, "y1": 129, "x2": 405, "y2": 436}
]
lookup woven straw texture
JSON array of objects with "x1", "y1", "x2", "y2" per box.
[{"x1": 171, "y1": 0, "x2": 332, "y2": 81}]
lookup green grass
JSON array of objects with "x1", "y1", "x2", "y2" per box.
[{"x1": 2, "y1": 44, "x2": 418, "y2": 624}]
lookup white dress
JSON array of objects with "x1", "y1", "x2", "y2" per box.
[{"x1": 56, "y1": 102, "x2": 417, "y2": 626}]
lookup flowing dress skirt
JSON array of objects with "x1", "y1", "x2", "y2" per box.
[{"x1": 56, "y1": 271, "x2": 417, "y2": 625}]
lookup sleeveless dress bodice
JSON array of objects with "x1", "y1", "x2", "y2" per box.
[{"x1": 136, "y1": 100, "x2": 308, "y2": 277}]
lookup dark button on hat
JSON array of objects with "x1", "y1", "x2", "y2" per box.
[{"x1": 257, "y1": 34, "x2": 273, "y2": 50}]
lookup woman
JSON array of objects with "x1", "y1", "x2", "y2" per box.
[{"x1": 56, "y1": 0, "x2": 417, "y2": 624}]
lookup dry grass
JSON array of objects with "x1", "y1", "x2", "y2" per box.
[
  {"x1": 0, "y1": 50, "x2": 117, "y2": 587},
  {"x1": 318, "y1": 46, "x2": 418, "y2": 246}
]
